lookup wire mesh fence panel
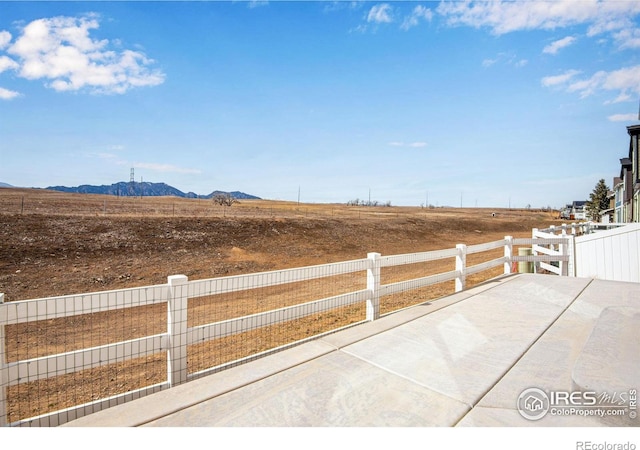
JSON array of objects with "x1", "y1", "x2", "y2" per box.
[
  {"x1": 380, "y1": 281, "x2": 457, "y2": 316},
  {"x1": 465, "y1": 246, "x2": 506, "y2": 286},
  {"x1": 380, "y1": 258, "x2": 456, "y2": 285},
  {"x1": 186, "y1": 265, "x2": 368, "y2": 376},
  {"x1": 378, "y1": 256, "x2": 457, "y2": 315},
  {"x1": 188, "y1": 272, "x2": 366, "y2": 328},
  {"x1": 5, "y1": 303, "x2": 164, "y2": 360},
  {"x1": 188, "y1": 302, "x2": 366, "y2": 375},
  {"x1": 7, "y1": 353, "x2": 166, "y2": 425},
  {"x1": 2, "y1": 288, "x2": 168, "y2": 426}
]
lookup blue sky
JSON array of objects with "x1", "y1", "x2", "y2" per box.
[{"x1": 1, "y1": 1, "x2": 640, "y2": 208}]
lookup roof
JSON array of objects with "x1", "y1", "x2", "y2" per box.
[{"x1": 626, "y1": 123, "x2": 640, "y2": 136}]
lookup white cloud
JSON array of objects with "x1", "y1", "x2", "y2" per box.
[
  {"x1": 437, "y1": 0, "x2": 640, "y2": 36},
  {"x1": 0, "y1": 31, "x2": 11, "y2": 49},
  {"x1": 401, "y1": 5, "x2": 433, "y2": 31},
  {"x1": 605, "y1": 92, "x2": 632, "y2": 105},
  {"x1": 97, "y1": 152, "x2": 122, "y2": 161},
  {"x1": 367, "y1": 4, "x2": 393, "y2": 24},
  {"x1": 613, "y1": 28, "x2": 640, "y2": 49},
  {"x1": 541, "y1": 69, "x2": 581, "y2": 87},
  {"x1": 4, "y1": 15, "x2": 165, "y2": 95},
  {"x1": 482, "y1": 58, "x2": 497, "y2": 68},
  {"x1": 608, "y1": 113, "x2": 638, "y2": 122},
  {"x1": 93, "y1": 151, "x2": 201, "y2": 174},
  {"x1": 134, "y1": 162, "x2": 202, "y2": 175},
  {"x1": 388, "y1": 141, "x2": 427, "y2": 148},
  {"x1": 248, "y1": 1, "x2": 269, "y2": 9},
  {"x1": 543, "y1": 65, "x2": 640, "y2": 101},
  {"x1": 482, "y1": 52, "x2": 527, "y2": 69},
  {"x1": 0, "y1": 55, "x2": 18, "y2": 73},
  {"x1": 572, "y1": 66, "x2": 640, "y2": 99},
  {"x1": 0, "y1": 87, "x2": 20, "y2": 100},
  {"x1": 543, "y1": 36, "x2": 576, "y2": 54}
]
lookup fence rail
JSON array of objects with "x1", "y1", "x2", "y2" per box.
[
  {"x1": 536, "y1": 221, "x2": 628, "y2": 236},
  {"x1": 0, "y1": 234, "x2": 572, "y2": 427}
]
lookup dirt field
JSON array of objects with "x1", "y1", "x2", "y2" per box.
[
  {"x1": 0, "y1": 187, "x2": 560, "y2": 302},
  {"x1": 0, "y1": 188, "x2": 562, "y2": 423}
]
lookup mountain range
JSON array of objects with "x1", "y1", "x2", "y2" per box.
[{"x1": 2, "y1": 181, "x2": 260, "y2": 200}]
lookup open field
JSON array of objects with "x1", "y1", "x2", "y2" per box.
[
  {"x1": 0, "y1": 188, "x2": 563, "y2": 423},
  {"x1": 0, "y1": 187, "x2": 561, "y2": 302}
]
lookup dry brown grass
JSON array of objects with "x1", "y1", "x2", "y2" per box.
[{"x1": 0, "y1": 188, "x2": 561, "y2": 423}]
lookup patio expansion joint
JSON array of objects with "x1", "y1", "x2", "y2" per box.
[
  {"x1": 320, "y1": 276, "x2": 514, "y2": 352},
  {"x1": 338, "y1": 347, "x2": 475, "y2": 411},
  {"x1": 322, "y1": 276, "x2": 530, "y2": 413},
  {"x1": 452, "y1": 277, "x2": 595, "y2": 426}
]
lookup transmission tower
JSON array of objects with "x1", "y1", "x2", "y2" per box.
[{"x1": 129, "y1": 168, "x2": 135, "y2": 197}]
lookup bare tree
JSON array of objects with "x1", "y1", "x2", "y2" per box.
[{"x1": 212, "y1": 193, "x2": 239, "y2": 207}]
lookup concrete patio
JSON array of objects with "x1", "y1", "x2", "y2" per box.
[{"x1": 64, "y1": 273, "x2": 639, "y2": 427}]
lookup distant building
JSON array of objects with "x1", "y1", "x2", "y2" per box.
[
  {"x1": 571, "y1": 200, "x2": 587, "y2": 220},
  {"x1": 559, "y1": 204, "x2": 572, "y2": 220}
]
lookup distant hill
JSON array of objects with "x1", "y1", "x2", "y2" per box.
[
  {"x1": 0, "y1": 182, "x2": 14, "y2": 188},
  {"x1": 46, "y1": 181, "x2": 260, "y2": 200}
]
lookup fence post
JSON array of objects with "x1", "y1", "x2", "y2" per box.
[
  {"x1": 549, "y1": 226, "x2": 557, "y2": 254},
  {"x1": 566, "y1": 234, "x2": 576, "y2": 277},
  {"x1": 455, "y1": 244, "x2": 467, "y2": 292},
  {"x1": 0, "y1": 293, "x2": 6, "y2": 427},
  {"x1": 560, "y1": 228, "x2": 568, "y2": 276},
  {"x1": 504, "y1": 236, "x2": 513, "y2": 274},
  {"x1": 532, "y1": 228, "x2": 539, "y2": 273},
  {"x1": 366, "y1": 253, "x2": 381, "y2": 321},
  {"x1": 167, "y1": 275, "x2": 189, "y2": 387}
]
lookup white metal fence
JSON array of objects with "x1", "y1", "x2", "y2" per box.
[{"x1": 0, "y1": 235, "x2": 571, "y2": 427}]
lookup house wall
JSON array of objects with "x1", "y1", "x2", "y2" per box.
[
  {"x1": 627, "y1": 125, "x2": 640, "y2": 222},
  {"x1": 614, "y1": 183, "x2": 624, "y2": 223}
]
